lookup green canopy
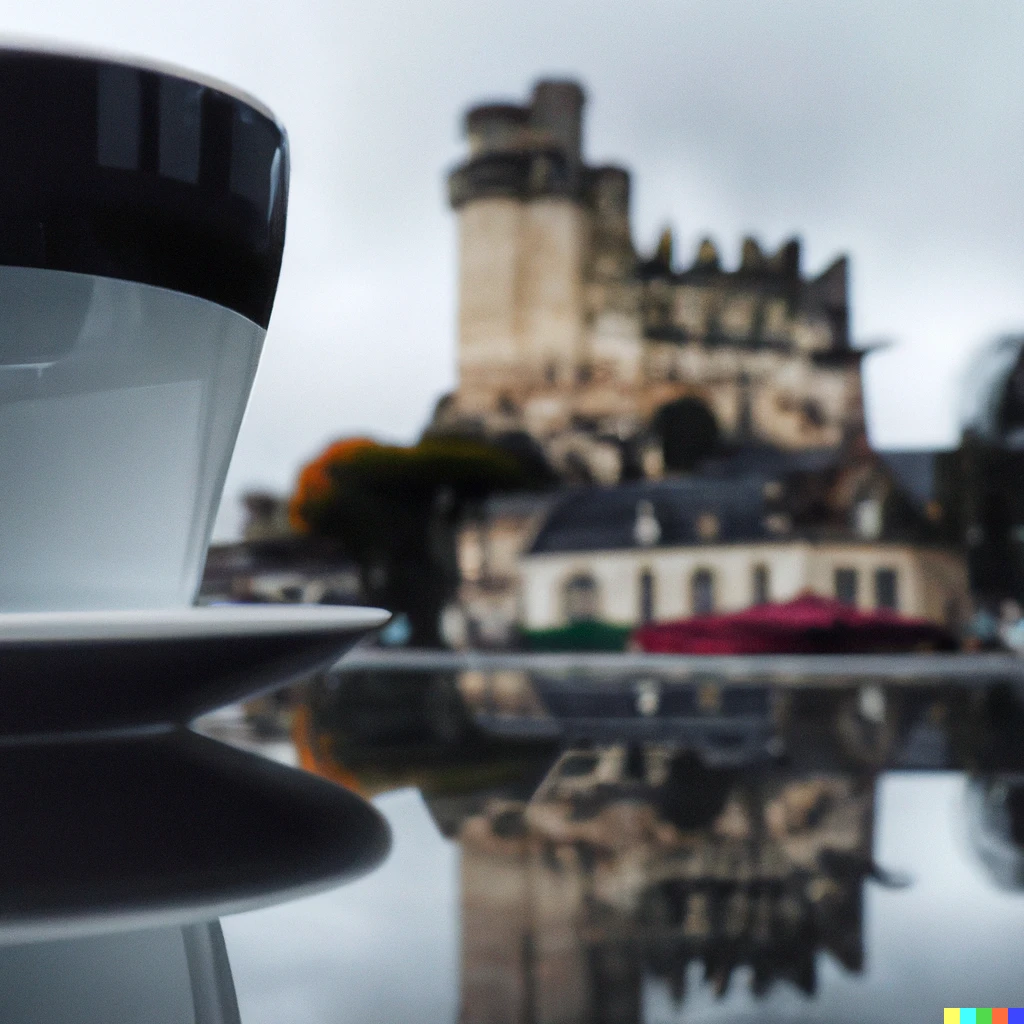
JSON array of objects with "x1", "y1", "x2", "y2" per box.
[{"x1": 522, "y1": 620, "x2": 632, "y2": 652}]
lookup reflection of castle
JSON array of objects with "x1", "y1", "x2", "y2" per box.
[
  {"x1": 457, "y1": 746, "x2": 875, "y2": 1023},
  {"x1": 431, "y1": 80, "x2": 866, "y2": 483}
]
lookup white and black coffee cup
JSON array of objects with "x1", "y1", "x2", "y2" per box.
[{"x1": 0, "y1": 48, "x2": 288, "y2": 611}]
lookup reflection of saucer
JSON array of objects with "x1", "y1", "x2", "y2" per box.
[
  {"x1": 0, "y1": 605, "x2": 389, "y2": 735},
  {"x1": 0, "y1": 729, "x2": 391, "y2": 944}
]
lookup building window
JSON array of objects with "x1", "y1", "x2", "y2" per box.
[
  {"x1": 752, "y1": 564, "x2": 770, "y2": 606},
  {"x1": 639, "y1": 569, "x2": 655, "y2": 624},
  {"x1": 875, "y1": 568, "x2": 899, "y2": 611},
  {"x1": 563, "y1": 573, "x2": 599, "y2": 623},
  {"x1": 691, "y1": 568, "x2": 715, "y2": 616},
  {"x1": 835, "y1": 567, "x2": 858, "y2": 606},
  {"x1": 855, "y1": 497, "x2": 883, "y2": 539}
]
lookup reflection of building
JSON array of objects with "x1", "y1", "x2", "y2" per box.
[
  {"x1": 457, "y1": 746, "x2": 875, "y2": 1024},
  {"x1": 965, "y1": 773, "x2": 1024, "y2": 890},
  {"x1": 430, "y1": 79, "x2": 866, "y2": 484}
]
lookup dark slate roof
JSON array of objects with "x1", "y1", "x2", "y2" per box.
[
  {"x1": 482, "y1": 492, "x2": 559, "y2": 519},
  {"x1": 698, "y1": 444, "x2": 839, "y2": 479},
  {"x1": 528, "y1": 478, "x2": 770, "y2": 554}
]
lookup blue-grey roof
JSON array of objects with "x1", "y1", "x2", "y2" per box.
[
  {"x1": 528, "y1": 477, "x2": 770, "y2": 554},
  {"x1": 698, "y1": 444, "x2": 838, "y2": 478}
]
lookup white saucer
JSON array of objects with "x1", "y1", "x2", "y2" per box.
[
  {"x1": 0, "y1": 603, "x2": 391, "y2": 737},
  {"x1": 0, "y1": 604, "x2": 390, "y2": 643},
  {"x1": 0, "y1": 603, "x2": 394, "y2": 943}
]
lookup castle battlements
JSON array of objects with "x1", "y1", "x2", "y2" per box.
[{"x1": 433, "y1": 79, "x2": 866, "y2": 484}]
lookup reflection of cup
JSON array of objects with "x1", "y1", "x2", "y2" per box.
[{"x1": 0, "y1": 49, "x2": 288, "y2": 610}]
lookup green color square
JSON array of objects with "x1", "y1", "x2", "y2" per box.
[{"x1": 979, "y1": 1010, "x2": 993, "y2": 1024}]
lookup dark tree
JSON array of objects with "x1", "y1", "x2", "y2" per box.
[{"x1": 290, "y1": 438, "x2": 539, "y2": 647}]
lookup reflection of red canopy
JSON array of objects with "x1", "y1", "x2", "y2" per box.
[{"x1": 631, "y1": 594, "x2": 957, "y2": 654}]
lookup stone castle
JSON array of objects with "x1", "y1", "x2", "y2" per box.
[{"x1": 430, "y1": 79, "x2": 867, "y2": 483}]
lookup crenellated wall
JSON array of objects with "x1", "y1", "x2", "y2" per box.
[{"x1": 437, "y1": 79, "x2": 868, "y2": 479}]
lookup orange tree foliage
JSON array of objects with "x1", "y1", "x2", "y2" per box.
[
  {"x1": 289, "y1": 436, "x2": 537, "y2": 646},
  {"x1": 289, "y1": 437, "x2": 377, "y2": 533}
]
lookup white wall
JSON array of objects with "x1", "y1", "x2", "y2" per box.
[{"x1": 519, "y1": 541, "x2": 970, "y2": 629}]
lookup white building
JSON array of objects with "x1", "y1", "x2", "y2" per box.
[{"x1": 517, "y1": 469, "x2": 969, "y2": 634}]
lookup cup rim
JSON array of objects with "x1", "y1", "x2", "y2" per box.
[{"x1": 0, "y1": 35, "x2": 282, "y2": 128}]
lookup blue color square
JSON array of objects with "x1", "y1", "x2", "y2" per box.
[
  {"x1": 1007, "y1": 1010, "x2": 1024, "y2": 1024},
  {"x1": 962, "y1": 1011, "x2": 976, "y2": 1024}
]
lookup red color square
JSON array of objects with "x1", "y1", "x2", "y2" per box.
[{"x1": 994, "y1": 1011, "x2": 1008, "y2": 1024}]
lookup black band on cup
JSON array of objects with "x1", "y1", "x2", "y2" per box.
[{"x1": 0, "y1": 50, "x2": 288, "y2": 328}]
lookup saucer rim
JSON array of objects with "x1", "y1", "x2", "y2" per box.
[{"x1": 0, "y1": 605, "x2": 391, "y2": 642}]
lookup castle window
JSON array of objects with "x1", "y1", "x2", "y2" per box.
[
  {"x1": 639, "y1": 569, "x2": 656, "y2": 624},
  {"x1": 691, "y1": 568, "x2": 715, "y2": 616},
  {"x1": 695, "y1": 512, "x2": 720, "y2": 542},
  {"x1": 752, "y1": 564, "x2": 770, "y2": 606},
  {"x1": 544, "y1": 362, "x2": 557, "y2": 386},
  {"x1": 875, "y1": 568, "x2": 899, "y2": 611},
  {"x1": 563, "y1": 573, "x2": 599, "y2": 623},
  {"x1": 802, "y1": 399, "x2": 826, "y2": 429},
  {"x1": 835, "y1": 568, "x2": 858, "y2": 606}
]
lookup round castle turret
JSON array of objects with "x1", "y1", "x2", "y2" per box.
[{"x1": 449, "y1": 80, "x2": 597, "y2": 414}]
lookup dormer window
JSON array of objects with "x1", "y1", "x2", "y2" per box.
[
  {"x1": 855, "y1": 497, "x2": 883, "y2": 539},
  {"x1": 633, "y1": 500, "x2": 661, "y2": 547},
  {"x1": 695, "y1": 512, "x2": 720, "y2": 542}
]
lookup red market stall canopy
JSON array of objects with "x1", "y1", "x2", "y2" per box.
[{"x1": 631, "y1": 594, "x2": 958, "y2": 655}]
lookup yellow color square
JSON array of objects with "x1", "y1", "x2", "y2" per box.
[{"x1": 945, "y1": 1010, "x2": 961, "y2": 1024}]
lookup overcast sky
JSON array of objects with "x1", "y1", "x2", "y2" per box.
[{"x1": 3, "y1": 1, "x2": 1024, "y2": 538}]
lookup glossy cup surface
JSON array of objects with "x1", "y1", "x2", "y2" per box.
[{"x1": 0, "y1": 49, "x2": 288, "y2": 610}]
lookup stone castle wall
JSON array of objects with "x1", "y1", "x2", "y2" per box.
[{"x1": 434, "y1": 79, "x2": 867, "y2": 482}]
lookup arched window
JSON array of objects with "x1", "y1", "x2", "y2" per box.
[
  {"x1": 691, "y1": 568, "x2": 715, "y2": 616},
  {"x1": 752, "y1": 564, "x2": 770, "y2": 606},
  {"x1": 563, "y1": 573, "x2": 599, "y2": 623},
  {"x1": 874, "y1": 567, "x2": 898, "y2": 610},
  {"x1": 835, "y1": 567, "x2": 858, "y2": 606},
  {"x1": 639, "y1": 569, "x2": 655, "y2": 624}
]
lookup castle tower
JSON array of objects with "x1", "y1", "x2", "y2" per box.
[
  {"x1": 449, "y1": 81, "x2": 591, "y2": 425},
  {"x1": 440, "y1": 78, "x2": 866, "y2": 473}
]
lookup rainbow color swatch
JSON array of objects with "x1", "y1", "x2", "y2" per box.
[{"x1": 944, "y1": 1011, "x2": 1024, "y2": 1023}]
